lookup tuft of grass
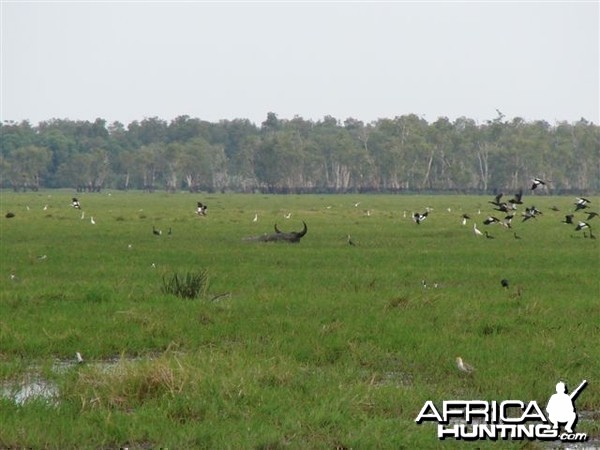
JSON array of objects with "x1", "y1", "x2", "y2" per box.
[{"x1": 161, "y1": 270, "x2": 209, "y2": 299}]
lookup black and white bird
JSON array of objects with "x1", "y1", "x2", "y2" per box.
[
  {"x1": 494, "y1": 202, "x2": 513, "y2": 213},
  {"x1": 71, "y1": 198, "x2": 81, "y2": 209},
  {"x1": 461, "y1": 214, "x2": 470, "y2": 226},
  {"x1": 502, "y1": 214, "x2": 514, "y2": 228},
  {"x1": 531, "y1": 177, "x2": 546, "y2": 190},
  {"x1": 483, "y1": 216, "x2": 500, "y2": 225},
  {"x1": 347, "y1": 235, "x2": 356, "y2": 246},
  {"x1": 153, "y1": 226, "x2": 162, "y2": 236},
  {"x1": 196, "y1": 202, "x2": 207, "y2": 216},
  {"x1": 522, "y1": 206, "x2": 542, "y2": 222},
  {"x1": 574, "y1": 197, "x2": 591, "y2": 212},
  {"x1": 413, "y1": 211, "x2": 428, "y2": 224},
  {"x1": 575, "y1": 221, "x2": 590, "y2": 231}
]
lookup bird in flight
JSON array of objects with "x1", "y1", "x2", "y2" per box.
[
  {"x1": 575, "y1": 221, "x2": 590, "y2": 231},
  {"x1": 575, "y1": 197, "x2": 591, "y2": 212},
  {"x1": 483, "y1": 216, "x2": 500, "y2": 225},
  {"x1": 196, "y1": 202, "x2": 207, "y2": 216},
  {"x1": 508, "y1": 189, "x2": 523, "y2": 205},
  {"x1": 562, "y1": 214, "x2": 574, "y2": 225},
  {"x1": 531, "y1": 177, "x2": 547, "y2": 190},
  {"x1": 413, "y1": 211, "x2": 428, "y2": 225}
]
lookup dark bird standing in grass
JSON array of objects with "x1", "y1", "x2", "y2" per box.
[
  {"x1": 501, "y1": 279, "x2": 509, "y2": 289},
  {"x1": 461, "y1": 214, "x2": 470, "y2": 225},
  {"x1": 484, "y1": 231, "x2": 495, "y2": 239}
]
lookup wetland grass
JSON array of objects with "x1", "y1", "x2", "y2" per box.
[{"x1": 0, "y1": 190, "x2": 598, "y2": 448}]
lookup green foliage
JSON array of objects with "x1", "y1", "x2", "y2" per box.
[
  {"x1": 161, "y1": 270, "x2": 209, "y2": 299},
  {"x1": 1, "y1": 113, "x2": 599, "y2": 193}
]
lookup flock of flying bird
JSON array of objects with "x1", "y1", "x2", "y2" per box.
[
  {"x1": 6, "y1": 184, "x2": 596, "y2": 373},
  {"x1": 412, "y1": 177, "x2": 596, "y2": 240}
]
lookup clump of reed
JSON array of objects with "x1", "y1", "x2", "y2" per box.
[{"x1": 161, "y1": 270, "x2": 209, "y2": 299}]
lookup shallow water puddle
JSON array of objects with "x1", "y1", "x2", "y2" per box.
[
  {"x1": 1, "y1": 356, "x2": 140, "y2": 406},
  {"x1": 2, "y1": 375, "x2": 59, "y2": 406}
]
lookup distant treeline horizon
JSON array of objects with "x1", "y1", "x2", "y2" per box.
[{"x1": 1, "y1": 112, "x2": 598, "y2": 194}]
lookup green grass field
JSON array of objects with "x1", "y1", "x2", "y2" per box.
[{"x1": 1, "y1": 190, "x2": 598, "y2": 449}]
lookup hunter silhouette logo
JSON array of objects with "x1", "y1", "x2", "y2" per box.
[
  {"x1": 546, "y1": 380, "x2": 587, "y2": 434},
  {"x1": 415, "y1": 380, "x2": 589, "y2": 442}
]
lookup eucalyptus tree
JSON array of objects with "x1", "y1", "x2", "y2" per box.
[
  {"x1": 0, "y1": 120, "x2": 36, "y2": 157},
  {"x1": 5, "y1": 145, "x2": 52, "y2": 191},
  {"x1": 134, "y1": 143, "x2": 164, "y2": 192},
  {"x1": 254, "y1": 130, "x2": 301, "y2": 192},
  {"x1": 178, "y1": 138, "x2": 227, "y2": 192}
]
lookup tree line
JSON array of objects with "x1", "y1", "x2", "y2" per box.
[{"x1": 1, "y1": 112, "x2": 598, "y2": 194}]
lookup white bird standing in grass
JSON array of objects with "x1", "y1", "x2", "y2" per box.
[
  {"x1": 473, "y1": 223, "x2": 483, "y2": 236},
  {"x1": 456, "y1": 357, "x2": 475, "y2": 373},
  {"x1": 253, "y1": 213, "x2": 258, "y2": 222},
  {"x1": 90, "y1": 216, "x2": 95, "y2": 225},
  {"x1": 76, "y1": 352, "x2": 84, "y2": 364}
]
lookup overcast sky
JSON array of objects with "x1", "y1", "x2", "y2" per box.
[{"x1": 1, "y1": 1, "x2": 598, "y2": 127}]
